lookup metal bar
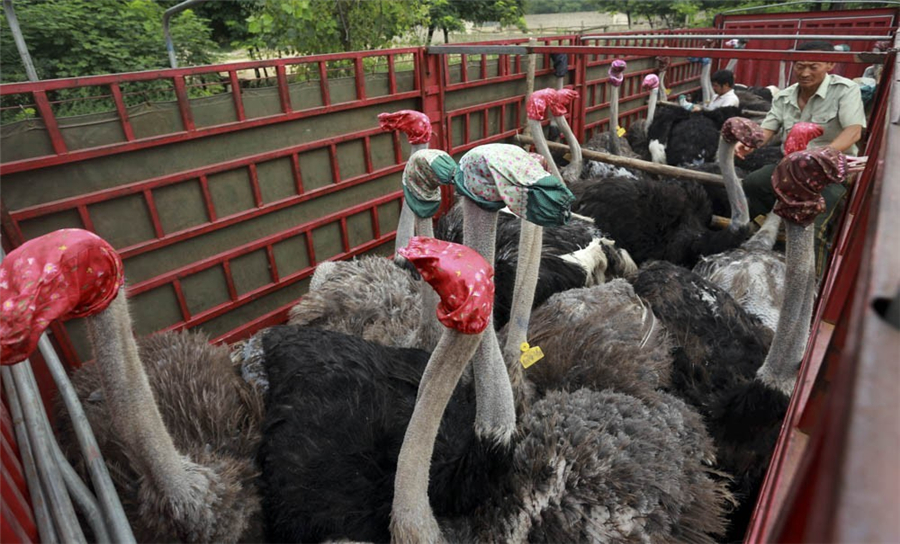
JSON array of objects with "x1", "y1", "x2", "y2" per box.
[
  {"x1": 329, "y1": 144, "x2": 340, "y2": 184},
  {"x1": 580, "y1": 33, "x2": 893, "y2": 41},
  {"x1": 126, "y1": 190, "x2": 402, "y2": 296},
  {"x1": 33, "y1": 91, "x2": 67, "y2": 155},
  {"x1": 76, "y1": 206, "x2": 95, "y2": 232},
  {"x1": 34, "y1": 334, "x2": 134, "y2": 544},
  {"x1": 290, "y1": 153, "x2": 304, "y2": 194},
  {"x1": 2, "y1": 0, "x2": 39, "y2": 81},
  {"x1": 276, "y1": 64, "x2": 292, "y2": 113},
  {"x1": 387, "y1": 54, "x2": 397, "y2": 95},
  {"x1": 228, "y1": 71, "x2": 245, "y2": 122},
  {"x1": 265, "y1": 245, "x2": 279, "y2": 283},
  {"x1": 1, "y1": 366, "x2": 57, "y2": 544},
  {"x1": 429, "y1": 45, "x2": 883, "y2": 63},
  {"x1": 162, "y1": 0, "x2": 208, "y2": 68},
  {"x1": 9, "y1": 362, "x2": 86, "y2": 543},
  {"x1": 143, "y1": 189, "x2": 165, "y2": 238},
  {"x1": 222, "y1": 260, "x2": 238, "y2": 301},
  {"x1": 354, "y1": 56, "x2": 366, "y2": 101},
  {"x1": 198, "y1": 174, "x2": 217, "y2": 222},
  {"x1": 1, "y1": 90, "x2": 419, "y2": 176},
  {"x1": 11, "y1": 125, "x2": 388, "y2": 222},
  {"x1": 371, "y1": 204, "x2": 381, "y2": 239},
  {"x1": 460, "y1": 54, "x2": 468, "y2": 83},
  {"x1": 304, "y1": 229, "x2": 317, "y2": 267},
  {"x1": 339, "y1": 216, "x2": 350, "y2": 253},
  {"x1": 172, "y1": 279, "x2": 191, "y2": 320},
  {"x1": 363, "y1": 135, "x2": 373, "y2": 174},
  {"x1": 172, "y1": 76, "x2": 195, "y2": 131},
  {"x1": 248, "y1": 163, "x2": 263, "y2": 207},
  {"x1": 318, "y1": 61, "x2": 331, "y2": 107},
  {"x1": 108, "y1": 83, "x2": 135, "y2": 141}
]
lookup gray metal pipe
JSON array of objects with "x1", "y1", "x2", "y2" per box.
[
  {"x1": 10, "y1": 361, "x2": 86, "y2": 543},
  {"x1": 1, "y1": 366, "x2": 58, "y2": 544},
  {"x1": 162, "y1": 0, "x2": 209, "y2": 69},
  {"x1": 37, "y1": 333, "x2": 135, "y2": 543},
  {"x1": 2, "y1": 0, "x2": 39, "y2": 81}
]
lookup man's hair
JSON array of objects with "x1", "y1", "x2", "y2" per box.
[
  {"x1": 711, "y1": 69, "x2": 734, "y2": 87},
  {"x1": 797, "y1": 40, "x2": 835, "y2": 52}
]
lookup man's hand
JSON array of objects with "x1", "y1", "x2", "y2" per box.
[{"x1": 735, "y1": 141, "x2": 754, "y2": 159}]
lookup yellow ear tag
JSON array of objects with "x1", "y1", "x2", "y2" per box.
[
  {"x1": 616, "y1": 126, "x2": 626, "y2": 138},
  {"x1": 519, "y1": 341, "x2": 544, "y2": 369},
  {"x1": 664, "y1": 87, "x2": 671, "y2": 96}
]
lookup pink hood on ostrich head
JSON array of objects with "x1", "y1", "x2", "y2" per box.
[
  {"x1": 398, "y1": 237, "x2": 494, "y2": 335},
  {"x1": 377, "y1": 110, "x2": 433, "y2": 145},
  {"x1": 1, "y1": 229, "x2": 124, "y2": 365},
  {"x1": 772, "y1": 147, "x2": 847, "y2": 226},
  {"x1": 721, "y1": 117, "x2": 765, "y2": 148},
  {"x1": 783, "y1": 122, "x2": 825, "y2": 155}
]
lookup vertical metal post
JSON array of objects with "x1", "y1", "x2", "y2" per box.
[
  {"x1": 2, "y1": 0, "x2": 39, "y2": 82},
  {"x1": 162, "y1": 0, "x2": 209, "y2": 69}
]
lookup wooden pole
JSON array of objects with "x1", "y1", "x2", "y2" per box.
[{"x1": 516, "y1": 134, "x2": 726, "y2": 187}]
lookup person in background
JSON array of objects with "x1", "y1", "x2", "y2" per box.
[
  {"x1": 693, "y1": 69, "x2": 740, "y2": 111},
  {"x1": 736, "y1": 40, "x2": 866, "y2": 276}
]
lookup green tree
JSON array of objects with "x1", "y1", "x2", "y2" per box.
[
  {"x1": 240, "y1": 0, "x2": 430, "y2": 57},
  {"x1": 0, "y1": 0, "x2": 216, "y2": 83},
  {"x1": 423, "y1": 0, "x2": 527, "y2": 45}
]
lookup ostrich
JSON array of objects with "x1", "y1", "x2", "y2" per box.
[
  {"x1": 584, "y1": 59, "x2": 638, "y2": 159},
  {"x1": 1, "y1": 229, "x2": 263, "y2": 543},
  {"x1": 257, "y1": 141, "x2": 575, "y2": 542},
  {"x1": 634, "y1": 148, "x2": 849, "y2": 540},
  {"x1": 692, "y1": 120, "x2": 824, "y2": 332},
  {"x1": 648, "y1": 102, "x2": 743, "y2": 167},
  {"x1": 625, "y1": 73, "x2": 660, "y2": 162},
  {"x1": 573, "y1": 117, "x2": 762, "y2": 268},
  {"x1": 436, "y1": 89, "x2": 637, "y2": 330},
  {"x1": 391, "y1": 241, "x2": 731, "y2": 544}
]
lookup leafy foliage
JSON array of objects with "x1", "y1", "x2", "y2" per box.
[
  {"x1": 0, "y1": 0, "x2": 217, "y2": 83},
  {"x1": 423, "y1": 0, "x2": 527, "y2": 44},
  {"x1": 239, "y1": 0, "x2": 430, "y2": 57}
]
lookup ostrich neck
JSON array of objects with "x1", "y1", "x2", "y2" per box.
[
  {"x1": 87, "y1": 290, "x2": 192, "y2": 499},
  {"x1": 528, "y1": 119, "x2": 565, "y2": 181},
  {"x1": 393, "y1": 142, "x2": 430, "y2": 255},
  {"x1": 502, "y1": 219, "x2": 542, "y2": 408},
  {"x1": 392, "y1": 329, "x2": 484, "y2": 544},
  {"x1": 414, "y1": 215, "x2": 441, "y2": 348},
  {"x1": 725, "y1": 58, "x2": 738, "y2": 72},
  {"x1": 609, "y1": 86, "x2": 621, "y2": 156},
  {"x1": 647, "y1": 92, "x2": 658, "y2": 126},
  {"x1": 554, "y1": 114, "x2": 582, "y2": 184},
  {"x1": 756, "y1": 222, "x2": 817, "y2": 396},
  {"x1": 701, "y1": 64, "x2": 712, "y2": 104},
  {"x1": 657, "y1": 70, "x2": 667, "y2": 101},
  {"x1": 462, "y1": 198, "x2": 516, "y2": 442},
  {"x1": 717, "y1": 139, "x2": 750, "y2": 227}
]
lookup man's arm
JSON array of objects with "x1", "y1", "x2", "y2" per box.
[{"x1": 828, "y1": 124, "x2": 862, "y2": 153}]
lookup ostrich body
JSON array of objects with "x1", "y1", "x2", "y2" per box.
[
  {"x1": 693, "y1": 119, "x2": 824, "y2": 333},
  {"x1": 58, "y1": 328, "x2": 265, "y2": 543},
  {"x1": 1, "y1": 229, "x2": 263, "y2": 543},
  {"x1": 258, "y1": 144, "x2": 573, "y2": 541},
  {"x1": 649, "y1": 104, "x2": 743, "y2": 167},
  {"x1": 635, "y1": 148, "x2": 848, "y2": 540},
  {"x1": 392, "y1": 251, "x2": 730, "y2": 544}
]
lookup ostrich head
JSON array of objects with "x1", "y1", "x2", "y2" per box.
[
  {"x1": 529, "y1": 88, "x2": 582, "y2": 184},
  {"x1": 642, "y1": 74, "x2": 660, "y2": 126},
  {"x1": 391, "y1": 238, "x2": 496, "y2": 543},
  {"x1": 718, "y1": 116, "x2": 765, "y2": 227},
  {"x1": 1, "y1": 229, "x2": 258, "y2": 543},
  {"x1": 378, "y1": 109, "x2": 434, "y2": 257},
  {"x1": 756, "y1": 147, "x2": 848, "y2": 395}
]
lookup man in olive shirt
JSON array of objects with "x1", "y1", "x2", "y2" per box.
[{"x1": 736, "y1": 40, "x2": 866, "y2": 274}]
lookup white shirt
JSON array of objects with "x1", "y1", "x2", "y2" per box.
[{"x1": 704, "y1": 89, "x2": 740, "y2": 111}]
